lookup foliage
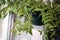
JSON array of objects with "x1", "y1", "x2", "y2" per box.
[{"x1": 0, "y1": 0, "x2": 60, "y2": 40}]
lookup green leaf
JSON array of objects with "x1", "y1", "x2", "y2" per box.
[{"x1": 12, "y1": 29, "x2": 17, "y2": 36}]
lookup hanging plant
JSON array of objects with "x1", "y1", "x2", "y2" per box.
[{"x1": 0, "y1": 0, "x2": 60, "y2": 40}]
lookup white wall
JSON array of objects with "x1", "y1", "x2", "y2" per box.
[
  {"x1": 32, "y1": 25, "x2": 44, "y2": 40},
  {"x1": 2, "y1": 13, "x2": 9, "y2": 40},
  {"x1": 14, "y1": 17, "x2": 44, "y2": 40},
  {"x1": 1, "y1": 13, "x2": 14, "y2": 40},
  {"x1": 14, "y1": 25, "x2": 44, "y2": 40}
]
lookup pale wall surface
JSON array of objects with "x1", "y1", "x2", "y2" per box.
[
  {"x1": 0, "y1": 19, "x2": 2, "y2": 40},
  {"x1": 14, "y1": 17, "x2": 44, "y2": 40},
  {"x1": 14, "y1": 25, "x2": 44, "y2": 40}
]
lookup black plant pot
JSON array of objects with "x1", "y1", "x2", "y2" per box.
[{"x1": 31, "y1": 11, "x2": 43, "y2": 26}]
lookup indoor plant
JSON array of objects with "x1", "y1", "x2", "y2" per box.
[{"x1": 0, "y1": 0, "x2": 60, "y2": 40}]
